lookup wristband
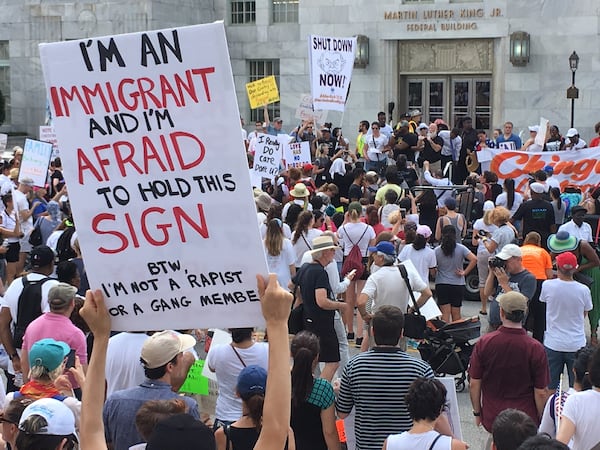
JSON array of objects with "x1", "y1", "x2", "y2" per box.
[{"x1": 472, "y1": 411, "x2": 481, "y2": 417}]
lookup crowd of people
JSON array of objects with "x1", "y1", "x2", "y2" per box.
[{"x1": 0, "y1": 109, "x2": 598, "y2": 450}]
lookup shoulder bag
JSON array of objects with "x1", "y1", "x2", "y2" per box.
[{"x1": 398, "y1": 264, "x2": 427, "y2": 339}]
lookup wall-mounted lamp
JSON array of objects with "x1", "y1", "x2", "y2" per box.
[
  {"x1": 509, "y1": 31, "x2": 530, "y2": 67},
  {"x1": 354, "y1": 35, "x2": 369, "y2": 68}
]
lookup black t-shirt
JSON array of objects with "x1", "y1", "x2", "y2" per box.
[
  {"x1": 512, "y1": 198, "x2": 555, "y2": 241},
  {"x1": 398, "y1": 167, "x2": 418, "y2": 188},
  {"x1": 394, "y1": 132, "x2": 418, "y2": 161},
  {"x1": 348, "y1": 183, "x2": 363, "y2": 202},
  {"x1": 418, "y1": 136, "x2": 444, "y2": 166},
  {"x1": 50, "y1": 169, "x2": 64, "y2": 197},
  {"x1": 295, "y1": 262, "x2": 333, "y2": 324}
]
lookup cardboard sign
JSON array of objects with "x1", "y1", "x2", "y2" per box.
[
  {"x1": 252, "y1": 133, "x2": 282, "y2": 179},
  {"x1": 39, "y1": 125, "x2": 60, "y2": 158},
  {"x1": 489, "y1": 147, "x2": 600, "y2": 194},
  {"x1": 39, "y1": 23, "x2": 268, "y2": 331},
  {"x1": 179, "y1": 359, "x2": 210, "y2": 395},
  {"x1": 309, "y1": 35, "x2": 356, "y2": 112},
  {"x1": 246, "y1": 75, "x2": 280, "y2": 109},
  {"x1": 294, "y1": 93, "x2": 328, "y2": 123},
  {"x1": 283, "y1": 141, "x2": 311, "y2": 169},
  {"x1": 19, "y1": 138, "x2": 53, "y2": 187}
]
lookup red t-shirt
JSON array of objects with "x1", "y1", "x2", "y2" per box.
[
  {"x1": 590, "y1": 136, "x2": 600, "y2": 148},
  {"x1": 468, "y1": 326, "x2": 549, "y2": 431}
]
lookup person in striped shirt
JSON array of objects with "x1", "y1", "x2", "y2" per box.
[{"x1": 335, "y1": 305, "x2": 452, "y2": 450}]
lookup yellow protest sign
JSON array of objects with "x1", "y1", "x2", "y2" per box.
[{"x1": 246, "y1": 75, "x2": 280, "y2": 109}]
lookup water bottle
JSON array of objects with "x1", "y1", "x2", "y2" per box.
[{"x1": 2, "y1": 239, "x2": 8, "y2": 248}]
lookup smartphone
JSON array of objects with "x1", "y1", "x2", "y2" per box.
[
  {"x1": 66, "y1": 349, "x2": 76, "y2": 369},
  {"x1": 400, "y1": 208, "x2": 407, "y2": 219}
]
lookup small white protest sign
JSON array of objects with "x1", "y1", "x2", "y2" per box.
[
  {"x1": 284, "y1": 141, "x2": 311, "y2": 169},
  {"x1": 294, "y1": 93, "x2": 328, "y2": 123},
  {"x1": 20, "y1": 138, "x2": 53, "y2": 187},
  {"x1": 252, "y1": 133, "x2": 282, "y2": 180},
  {"x1": 39, "y1": 125, "x2": 60, "y2": 158},
  {"x1": 39, "y1": 23, "x2": 268, "y2": 331}
]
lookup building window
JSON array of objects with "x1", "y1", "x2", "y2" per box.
[
  {"x1": 273, "y1": 0, "x2": 299, "y2": 23},
  {"x1": 231, "y1": 1, "x2": 256, "y2": 24},
  {"x1": 248, "y1": 60, "x2": 280, "y2": 122},
  {"x1": 0, "y1": 41, "x2": 9, "y2": 125}
]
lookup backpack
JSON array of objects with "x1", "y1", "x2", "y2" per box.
[
  {"x1": 28, "y1": 218, "x2": 43, "y2": 247},
  {"x1": 56, "y1": 227, "x2": 77, "y2": 262},
  {"x1": 341, "y1": 225, "x2": 369, "y2": 278},
  {"x1": 13, "y1": 276, "x2": 53, "y2": 348}
]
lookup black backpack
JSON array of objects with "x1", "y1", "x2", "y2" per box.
[
  {"x1": 13, "y1": 276, "x2": 53, "y2": 348},
  {"x1": 56, "y1": 227, "x2": 77, "y2": 263}
]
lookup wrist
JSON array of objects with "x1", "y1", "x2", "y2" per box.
[
  {"x1": 472, "y1": 410, "x2": 481, "y2": 417},
  {"x1": 9, "y1": 352, "x2": 18, "y2": 361}
]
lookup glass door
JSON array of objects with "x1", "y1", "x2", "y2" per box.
[{"x1": 428, "y1": 79, "x2": 445, "y2": 124}]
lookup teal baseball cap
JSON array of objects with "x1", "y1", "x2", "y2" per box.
[{"x1": 29, "y1": 338, "x2": 70, "y2": 372}]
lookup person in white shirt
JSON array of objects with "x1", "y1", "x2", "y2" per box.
[
  {"x1": 564, "y1": 128, "x2": 587, "y2": 150},
  {"x1": 558, "y1": 206, "x2": 593, "y2": 243},
  {"x1": 422, "y1": 160, "x2": 453, "y2": 207},
  {"x1": 540, "y1": 251, "x2": 592, "y2": 390},
  {"x1": 105, "y1": 332, "x2": 149, "y2": 397}
]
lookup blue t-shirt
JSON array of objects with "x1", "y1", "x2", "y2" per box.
[{"x1": 496, "y1": 133, "x2": 522, "y2": 150}]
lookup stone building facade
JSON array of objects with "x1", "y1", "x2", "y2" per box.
[{"x1": 1, "y1": 0, "x2": 599, "y2": 142}]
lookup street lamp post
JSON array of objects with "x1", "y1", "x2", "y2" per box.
[{"x1": 567, "y1": 51, "x2": 579, "y2": 128}]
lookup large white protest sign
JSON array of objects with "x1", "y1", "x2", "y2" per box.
[
  {"x1": 20, "y1": 138, "x2": 53, "y2": 187},
  {"x1": 252, "y1": 133, "x2": 282, "y2": 179},
  {"x1": 283, "y1": 141, "x2": 311, "y2": 169},
  {"x1": 309, "y1": 36, "x2": 356, "y2": 112},
  {"x1": 489, "y1": 146, "x2": 600, "y2": 193},
  {"x1": 39, "y1": 23, "x2": 268, "y2": 331}
]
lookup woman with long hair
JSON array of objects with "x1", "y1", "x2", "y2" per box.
[
  {"x1": 264, "y1": 218, "x2": 296, "y2": 288},
  {"x1": 434, "y1": 225, "x2": 477, "y2": 323},
  {"x1": 290, "y1": 331, "x2": 340, "y2": 450},
  {"x1": 292, "y1": 211, "x2": 322, "y2": 269},
  {"x1": 383, "y1": 378, "x2": 467, "y2": 450},
  {"x1": 471, "y1": 201, "x2": 498, "y2": 315},
  {"x1": 365, "y1": 205, "x2": 385, "y2": 235},
  {"x1": 337, "y1": 202, "x2": 375, "y2": 344},
  {"x1": 495, "y1": 178, "x2": 523, "y2": 218},
  {"x1": 215, "y1": 365, "x2": 295, "y2": 450},
  {"x1": 481, "y1": 206, "x2": 518, "y2": 255},
  {"x1": 0, "y1": 193, "x2": 24, "y2": 284}
]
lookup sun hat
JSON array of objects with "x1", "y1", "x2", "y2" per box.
[
  {"x1": 310, "y1": 235, "x2": 337, "y2": 254},
  {"x1": 254, "y1": 193, "x2": 272, "y2": 213},
  {"x1": 290, "y1": 183, "x2": 310, "y2": 198},
  {"x1": 547, "y1": 230, "x2": 578, "y2": 253},
  {"x1": 141, "y1": 331, "x2": 196, "y2": 369}
]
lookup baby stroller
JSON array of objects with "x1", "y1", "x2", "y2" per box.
[{"x1": 417, "y1": 316, "x2": 481, "y2": 392}]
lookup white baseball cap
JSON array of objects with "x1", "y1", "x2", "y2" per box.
[{"x1": 19, "y1": 398, "x2": 78, "y2": 440}]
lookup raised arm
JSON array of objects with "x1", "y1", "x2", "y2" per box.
[
  {"x1": 254, "y1": 274, "x2": 293, "y2": 450},
  {"x1": 79, "y1": 289, "x2": 111, "y2": 450}
]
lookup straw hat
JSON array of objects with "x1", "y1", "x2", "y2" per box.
[{"x1": 310, "y1": 235, "x2": 337, "y2": 254}]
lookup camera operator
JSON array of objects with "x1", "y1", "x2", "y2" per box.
[{"x1": 483, "y1": 244, "x2": 536, "y2": 331}]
